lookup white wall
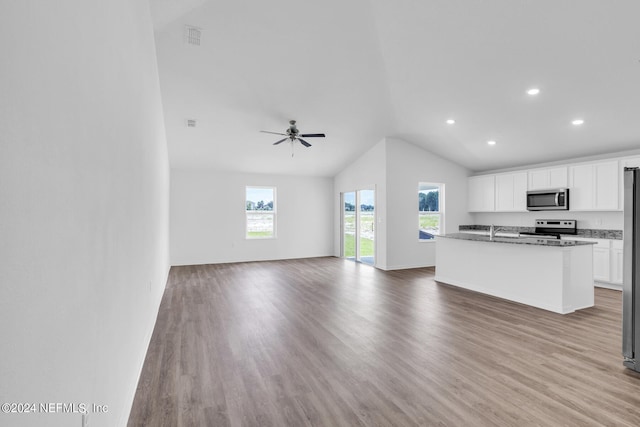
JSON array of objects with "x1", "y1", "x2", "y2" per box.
[
  {"x1": 385, "y1": 138, "x2": 472, "y2": 269},
  {"x1": 334, "y1": 139, "x2": 388, "y2": 268},
  {"x1": 171, "y1": 169, "x2": 333, "y2": 265},
  {"x1": 0, "y1": 2, "x2": 169, "y2": 427},
  {"x1": 333, "y1": 138, "x2": 472, "y2": 270}
]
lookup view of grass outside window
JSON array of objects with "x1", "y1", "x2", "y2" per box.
[
  {"x1": 246, "y1": 186, "x2": 275, "y2": 238},
  {"x1": 419, "y1": 183, "x2": 443, "y2": 240},
  {"x1": 343, "y1": 190, "x2": 375, "y2": 263},
  {"x1": 343, "y1": 193, "x2": 356, "y2": 258},
  {"x1": 357, "y1": 192, "x2": 375, "y2": 263}
]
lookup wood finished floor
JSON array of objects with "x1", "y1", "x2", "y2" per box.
[{"x1": 128, "y1": 257, "x2": 640, "y2": 427}]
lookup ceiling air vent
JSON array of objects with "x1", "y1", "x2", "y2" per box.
[
  {"x1": 186, "y1": 119, "x2": 197, "y2": 128},
  {"x1": 185, "y1": 25, "x2": 201, "y2": 46}
]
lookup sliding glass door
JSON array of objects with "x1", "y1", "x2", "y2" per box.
[
  {"x1": 343, "y1": 192, "x2": 356, "y2": 260},
  {"x1": 342, "y1": 189, "x2": 375, "y2": 265},
  {"x1": 358, "y1": 189, "x2": 375, "y2": 265}
]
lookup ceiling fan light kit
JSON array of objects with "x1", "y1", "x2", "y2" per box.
[{"x1": 260, "y1": 120, "x2": 326, "y2": 156}]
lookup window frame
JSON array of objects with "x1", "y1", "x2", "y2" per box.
[
  {"x1": 418, "y1": 182, "x2": 444, "y2": 242},
  {"x1": 245, "y1": 186, "x2": 277, "y2": 239}
]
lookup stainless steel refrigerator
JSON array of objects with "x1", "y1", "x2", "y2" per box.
[{"x1": 623, "y1": 167, "x2": 640, "y2": 371}]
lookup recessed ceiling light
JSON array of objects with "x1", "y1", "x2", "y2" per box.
[
  {"x1": 487, "y1": 140, "x2": 497, "y2": 146},
  {"x1": 527, "y1": 88, "x2": 540, "y2": 95},
  {"x1": 446, "y1": 119, "x2": 456, "y2": 125},
  {"x1": 572, "y1": 119, "x2": 585, "y2": 126}
]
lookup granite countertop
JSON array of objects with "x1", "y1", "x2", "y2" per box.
[
  {"x1": 438, "y1": 233, "x2": 596, "y2": 247},
  {"x1": 459, "y1": 225, "x2": 623, "y2": 240}
]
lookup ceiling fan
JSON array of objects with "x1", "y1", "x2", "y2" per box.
[{"x1": 260, "y1": 120, "x2": 326, "y2": 148}]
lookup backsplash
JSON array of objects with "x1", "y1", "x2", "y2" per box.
[
  {"x1": 459, "y1": 224, "x2": 623, "y2": 240},
  {"x1": 470, "y1": 211, "x2": 623, "y2": 231}
]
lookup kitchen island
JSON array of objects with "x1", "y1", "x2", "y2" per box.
[{"x1": 434, "y1": 233, "x2": 596, "y2": 314}]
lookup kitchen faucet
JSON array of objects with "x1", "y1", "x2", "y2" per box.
[{"x1": 489, "y1": 224, "x2": 503, "y2": 240}]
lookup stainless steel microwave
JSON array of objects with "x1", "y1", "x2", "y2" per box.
[{"x1": 526, "y1": 189, "x2": 569, "y2": 211}]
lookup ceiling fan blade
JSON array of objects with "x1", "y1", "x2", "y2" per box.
[
  {"x1": 261, "y1": 130, "x2": 287, "y2": 136},
  {"x1": 298, "y1": 138, "x2": 312, "y2": 147},
  {"x1": 300, "y1": 133, "x2": 325, "y2": 138},
  {"x1": 273, "y1": 138, "x2": 288, "y2": 145}
]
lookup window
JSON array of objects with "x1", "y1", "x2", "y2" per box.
[
  {"x1": 246, "y1": 186, "x2": 276, "y2": 239},
  {"x1": 418, "y1": 183, "x2": 444, "y2": 241}
]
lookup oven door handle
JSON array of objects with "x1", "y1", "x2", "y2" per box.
[{"x1": 555, "y1": 192, "x2": 560, "y2": 206}]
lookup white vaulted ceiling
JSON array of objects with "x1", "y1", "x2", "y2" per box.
[{"x1": 151, "y1": 0, "x2": 640, "y2": 176}]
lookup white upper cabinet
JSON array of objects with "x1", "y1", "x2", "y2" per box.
[
  {"x1": 467, "y1": 157, "x2": 631, "y2": 214},
  {"x1": 468, "y1": 175, "x2": 495, "y2": 212},
  {"x1": 569, "y1": 164, "x2": 594, "y2": 210},
  {"x1": 528, "y1": 166, "x2": 568, "y2": 190},
  {"x1": 568, "y1": 161, "x2": 619, "y2": 211},
  {"x1": 595, "y1": 161, "x2": 619, "y2": 210},
  {"x1": 495, "y1": 172, "x2": 527, "y2": 212}
]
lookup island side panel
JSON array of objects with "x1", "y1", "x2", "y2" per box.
[
  {"x1": 563, "y1": 244, "x2": 594, "y2": 312},
  {"x1": 434, "y1": 237, "x2": 589, "y2": 314}
]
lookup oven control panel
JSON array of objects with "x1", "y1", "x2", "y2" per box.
[{"x1": 535, "y1": 220, "x2": 576, "y2": 228}]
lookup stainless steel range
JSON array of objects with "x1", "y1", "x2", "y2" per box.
[{"x1": 519, "y1": 219, "x2": 577, "y2": 239}]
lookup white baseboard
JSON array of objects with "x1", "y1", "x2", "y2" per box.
[
  {"x1": 595, "y1": 282, "x2": 622, "y2": 291},
  {"x1": 384, "y1": 263, "x2": 434, "y2": 271}
]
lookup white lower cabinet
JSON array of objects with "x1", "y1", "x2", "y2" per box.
[
  {"x1": 610, "y1": 240, "x2": 624, "y2": 285},
  {"x1": 564, "y1": 237, "x2": 622, "y2": 288},
  {"x1": 593, "y1": 245, "x2": 611, "y2": 282}
]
